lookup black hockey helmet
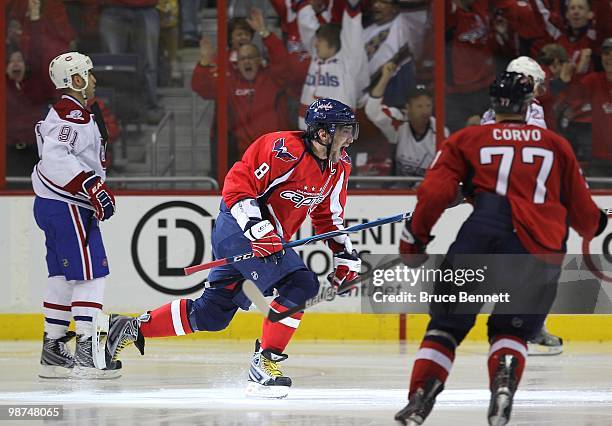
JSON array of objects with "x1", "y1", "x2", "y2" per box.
[{"x1": 489, "y1": 71, "x2": 534, "y2": 115}]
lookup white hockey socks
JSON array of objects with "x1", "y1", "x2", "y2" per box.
[
  {"x1": 43, "y1": 276, "x2": 74, "y2": 339},
  {"x1": 72, "y1": 277, "x2": 105, "y2": 339}
]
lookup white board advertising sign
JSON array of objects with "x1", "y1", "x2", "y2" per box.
[{"x1": 0, "y1": 195, "x2": 610, "y2": 313}]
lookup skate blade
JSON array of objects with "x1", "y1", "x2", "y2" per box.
[
  {"x1": 245, "y1": 381, "x2": 290, "y2": 399},
  {"x1": 38, "y1": 365, "x2": 73, "y2": 379},
  {"x1": 488, "y1": 394, "x2": 510, "y2": 426},
  {"x1": 394, "y1": 412, "x2": 424, "y2": 426},
  {"x1": 70, "y1": 366, "x2": 121, "y2": 380},
  {"x1": 527, "y1": 342, "x2": 563, "y2": 356},
  {"x1": 92, "y1": 311, "x2": 110, "y2": 369}
]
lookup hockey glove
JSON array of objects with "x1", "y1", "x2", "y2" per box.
[
  {"x1": 82, "y1": 175, "x2": 116, "y2": 221},
  {"x1": 399, "y1": 219, "x2": 432, "y2": 268},
  {"x1": 328, "y1": 249, "x2": 361, "y2": 291},
  {"x1": 243, "y1": 219, "x2": 285, "y2": 263}
]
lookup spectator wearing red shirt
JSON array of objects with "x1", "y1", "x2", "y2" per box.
[
  {"x1": 569, "y1": 37, "x2": 612, "y2": 175},
  {"x1": 268, "y1": 0, "x2": 341, "y2": 98},
  {"x1": 555, "y1": 0, "x2": 612, "y2": 152},
  {"x1": 5, "y1": 50, "x2": 53, "y2": 177},
  {"x1": 191, "y1": 9, "x2": 291, "y2": 163},
  {"x1": 7, "y1": 0, "x2": 76, "y2": 101},
  {"x1": 445, "y1": 0, "x2": 504, "y2": 132}
]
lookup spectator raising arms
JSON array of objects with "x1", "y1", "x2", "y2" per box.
[
  {"x1": 366, "y1": 62, "x2": 448, "y2": 181},
  {"x1": 191, "y1": 8, "x2": 291, "y2": 161},
  {"x1": 363, "y1": 0, "x2": 427, "y2": 107},
  {"x1": 566, "y1": 37, "x2": 612, "y2": 175},
  {"x1": 7, "y1": 0, "x2": 77, "y2": 101},
  {"x1": 6, "y1": 50, "x2": 53, "y2": 177},
  {"x1": 298, "y1": 0, "x2": 369, "y2": 129}
]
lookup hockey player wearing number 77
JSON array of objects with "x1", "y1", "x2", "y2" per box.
[
  {"x1": 32, "y1": 52, "x2": 118, "y2": 379},
  {"x1": 396, "y1": 71, "x2": 608, "y2": 426},
  {"x1": 96, "y1": 98, "x2": 362, "y2": 399}
]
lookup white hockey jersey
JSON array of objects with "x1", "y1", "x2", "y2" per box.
[
  {"x1": 365, "y1": 95, "x2": 449, "y2": 176},
  {"x1": 363, "y1": 10, "x2": 428, "y2": 78},
  {"x1": 32, "y1": 95, "x2": 107, "y2": 210},
  {"x1": 298, "y1": 7, "x2": 369, "y2": 129},
  {"x1": 481, "y1": 100, "x2": 547, "y2": 129}
]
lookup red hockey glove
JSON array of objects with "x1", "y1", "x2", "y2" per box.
[
  {"x1": 399, "y1": 219, "x2": 432, "y2": 268},
  {"x1": 243, "y1": 219, "x2": 285, "y2": 263},
  {"x1": 82, "y1": 175, "x2": 116, "y2": 221},
  {"x1": 328, "y1": 250, "x2": 361, "y2": 291}
]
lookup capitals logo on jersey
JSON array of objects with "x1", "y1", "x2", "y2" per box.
[{"x1": 272, "y1": 138, "x2": 297, "y2": 162}]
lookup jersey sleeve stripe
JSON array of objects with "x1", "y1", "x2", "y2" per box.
[{"x1": 329, "y1": 170, "x2": 345, "y2": 229}]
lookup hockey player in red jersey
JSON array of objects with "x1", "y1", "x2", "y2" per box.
[
  {"x1": 95, "y1": 98, "x2": 362, "y2": 398},
  {"x1": 395, "y1": 72, "x2": 607, "y2": 426}
]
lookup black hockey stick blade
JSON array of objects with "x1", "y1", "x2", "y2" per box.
[{"x1": 264, "y1": 256, "x2": 404, "y2": 323}]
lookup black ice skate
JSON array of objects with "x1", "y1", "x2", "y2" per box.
[
  {"x1": 246, "y1": 339, "x2": 292, "y2": 399},
  {"x1": 488, "y1": 354, "x2": 519, "y2": 426},
  {"x1": 39, "y1": 331, "x2": 76, "y2": 378},
  {"x1": 395, "y1": 378, "x2": 444, "y2": 425},
  {"x1": 527, "y1": 325, "x2": 563, "y2": 356},
  {"x1": 92, "y1": 312, "x2": 145, "y2": 370},
  {"x1": 72, "y1": 335, "x2": 122, "y2": 379}
]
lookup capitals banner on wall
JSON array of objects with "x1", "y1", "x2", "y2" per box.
[{"x1": 0, "y1": 196, "x2": 610, "y2": 313}]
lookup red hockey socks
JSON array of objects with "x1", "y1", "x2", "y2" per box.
[
  {"x1": 409, "y1": 338, "x2": 456, "y2": 396},
  {"x1": 139, "y1": 299, "x2": 194, "y2": 338},
  {"x1": 261, "y1": 299, "x2": 303, "y2": 353},
  {"x1": 488, "y1": 335, "x2": 527, "y2": 387}
]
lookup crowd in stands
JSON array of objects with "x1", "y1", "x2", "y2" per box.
[{"x1": 4, "y1": 0, "x2": 612, "y2": 183}]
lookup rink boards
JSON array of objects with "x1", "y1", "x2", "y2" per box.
[{"x1": 1, "y1": 194, "x2": 611, "y2": 341}]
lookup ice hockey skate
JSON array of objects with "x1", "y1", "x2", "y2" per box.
[
  {"x1": 394, "y1": 378, "x2": 444, "y2": 425},
  {"x1": 488, "y1": 354, "x2": 519, "y2": 426},
  {"x1": 39, "y1": 331, "x2": 76, "y2": 379},
  {"x1": 527, "y1": 325, "x2": 563, "y2": 356},
  {"x1": 71, "y1": 335, "x2": 122, "y2": 379},
  {"x1": 246, "y1": 339, "x2": 292, "y2": 399},
  {"x1": 92, "y1": 312, "x2": 145, "y2": 370}
]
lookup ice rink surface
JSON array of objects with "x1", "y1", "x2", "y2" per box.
[{"x1": 1, "y1": 340, "x2": 612, "y2": 425}]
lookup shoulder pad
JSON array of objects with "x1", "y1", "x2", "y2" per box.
[
  {"x1": 53, "y1": 97, "x2": 91, "y2": 125},
  {"x1": 269, "y1": 132, "x2": 305, "y2": 162}
]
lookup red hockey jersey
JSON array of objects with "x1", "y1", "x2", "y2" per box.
[
  {"x1": 223, "y1": 131, "x2": 351, "y2": 240},
  {"x1": 412, "y1": 122, "x2": 601, "y2": 256}
]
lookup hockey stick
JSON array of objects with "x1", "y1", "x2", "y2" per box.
[
  {"x1": 247, "y1": 207, "x2": 612, "y2": 322},
  {"x1": 243, "y1": 256, "x2": 404, "y2": 321},
  {"x1": 183, "y1": 211, "x2": 413, "y2": 275}
]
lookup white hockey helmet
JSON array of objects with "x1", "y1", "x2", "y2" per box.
[
  {"x1": 49, "y1": 52, "x2": 93, "y2": 91},
  {"x1": 506, "y1": 56, "x2": 545, "y2": 88}
]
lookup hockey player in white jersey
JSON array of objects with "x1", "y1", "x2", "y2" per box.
[
  {"x1": 33, "y1": 52, "x2": 119, "y2": 378},
  {"x1": 482, "y1": 56, "x2": 564, "y2": 356},
  {"x1": 481, "y1": 56, "x2": 547, "y2": 129},
  {"x1": 365, "y1": 62, "x2": 449, "y2": 182}
]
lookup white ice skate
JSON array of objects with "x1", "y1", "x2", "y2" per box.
[
  {"x1": 246, "y1": 340, "x2": 292, "y2": 399},
  {"x1": 39, "y1": 331, "x2": 76, "y2": 379},
  {"x1": 527, "y1": 325, "x2": 563, "y2": 356}
]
